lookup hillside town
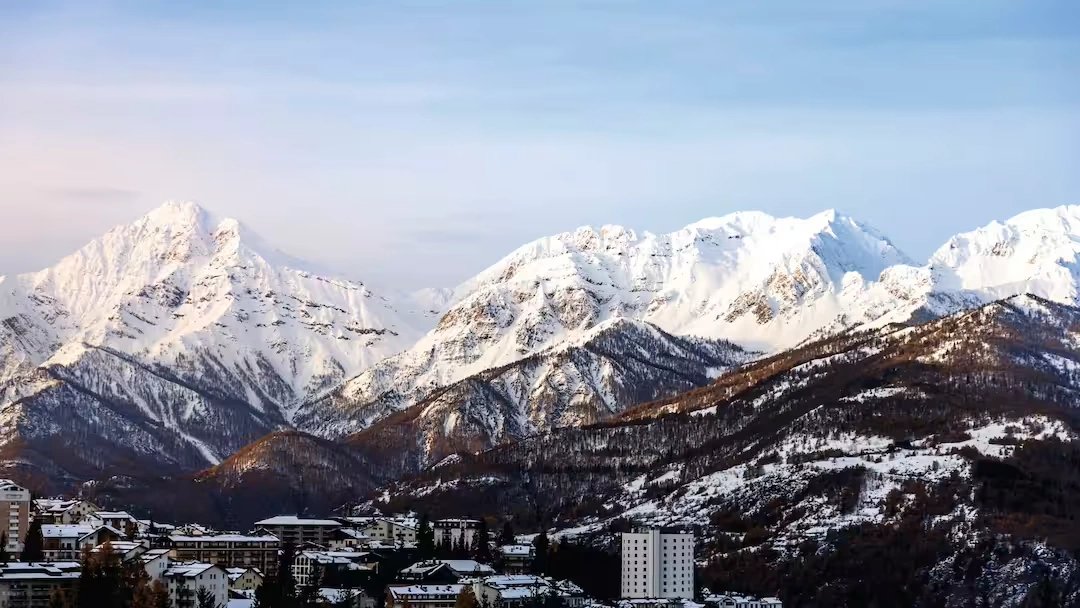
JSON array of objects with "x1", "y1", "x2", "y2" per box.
[{"x1": 0, "y1": 480, "x2": 781, "y2": 608}]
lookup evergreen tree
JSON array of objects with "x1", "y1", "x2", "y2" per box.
[
  {"x1": 498, "y1": 521, "x2": 515, "y2": 547},
  {"x1": 417, "y1": 514, "x2": 435, "y2": 560},
  {"x1": 0, "y1": 533, "x2": 8, "y2": 564},
  {"x1": 530, "y1": 531, "x2": 549, "y2": 575},
  {"x1": 195, "y1": 587, "x2": 219, "y2": 608},
  {"x1": 275, "y1": 541, "x2": 299, "y2": 607},
  {"x1": 472, "y1": 519, "x2": 492, "y2": 564},
  {"x1": 22, "y1": 519, "x2": 45, "y2": 563}
]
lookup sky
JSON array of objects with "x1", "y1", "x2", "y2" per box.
[{"x1": 1, "y1": 1, "x2": 1077, "y2": 290}]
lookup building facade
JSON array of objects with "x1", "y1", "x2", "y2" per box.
[
  {"x1": 164, "y1": 563, "x2": 229, "y2": 608},
  {"x1": 169, "y1": 534, "x2": 279, "y2": 573},
  {"x1": 386, "y1": 584, "x2": 464, "y2": 608},
  {"x1": 0, "y1": 481, "x2": 30, "y2": 558},
  {"x1": 0, "y1": 562, "x2": 80, "y2": 608},
  {"x1": 432, "y1": 519, "x2": 481, "y2": 548},
  {"x1": 620, "y1": 530, "x2": 694, "y2": 600},
  {"x1": 254, "y1": 516, "x2": 341, "y2": 547}
]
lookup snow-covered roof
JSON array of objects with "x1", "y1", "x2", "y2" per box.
[
  {"x1": 254, "y1": 516, "x2": 340, "y2": 527},
  {"x1": 165, "y1": 561, "x2": 224, "y2": 578},
  {"x1": 41, "y1": 524, "x2": 96, "y2": 538},
  {"x1": 500, "y1": 544, "x2": 533, "y2": 556},
  {"x1": 92, "y1": 541, "x2": 145, "y2": 554},
  {"x1": 389, "y1": 584, "x2": 465, "y2": 598},
  {"x1": 169, "y1": 534, "x2": 279, "y2": 543},
  {"x1": 226, "y1": 567, "x2": 263, "y2": 581},
  {"x1": 0, "y1": 562, "x2": 81, "y2": 581},
  {"x1": 439, "y1": 559, "x2": 495, "y2": 574},
  {"x1": 93, "y1": 511, "x2": 135, "y2": 520},
  {"x1": 140, "y1": 549, "x2": 171, "y2": 563}
]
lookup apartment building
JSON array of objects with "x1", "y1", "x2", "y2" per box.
[
  {"x1": 168, "y1": 534, "x2": 279, "y2": 573},
  {"x1": 0, "y1": 562, "x2": 80, "y2": 608},
  {"x1": 0, "y1": 481, "x2": 30, "y2": 557},
  {"x1": 42, "y1": 525, "x2": 120, "y2": 561},
  {"x1": 31, "y1": 500, "x2": 98, "y2": 526},
  {"x1": 432, "y1": 519, "x2": 481, "y2": 548},
  {"x1": 620, "y1": 530, "x2": 694, "y2": 600},
  {"x1": 254, "y1": 516, "x2": 340, "y2": 547},
  {"x1": 386, "y1": 584, "x2": 465, "y2": 608},
  {"x1": 292, "y1": 550, "x2": 374, "y2": 587},
  {"x1": 164, "y1": 562, "x2": 229, "y2": 608},
  {"x1": 352, "y1": 517, "x2": 417, "y2": 544}
]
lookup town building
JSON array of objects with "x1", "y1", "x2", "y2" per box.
[
  {"x1": 473, "y1": 575, "x2": 586, "y2": 608},
  {"x1": 319, "y1": 588, "x2": 377, "y2": 608},
  {"x1": 81, "y1": 511, "x2": 139, "y2": 538},
  {"x1": 163, "y1": 562, "x2": 229, "y2": 608},
  {"x1": 42, "y1": 525, "x2": 121, "y2": 561},
  {"x1": 168, "y1": 534, "x2": 279, "y2": 573},
  {"x1": 497, "y1": 545, "x2": 534, "y2": 574},
  {"x1": 350, "y1": 517, "x2": 417, "y2": 544},
  {"x1": 293, "y1": 551, "x2": 374, "y2": 588},
  {"x1": 140, "y1": 549, "x2": 172, "y2": 583},
  {"x1": 432, "y1": 519, "x2": 481, "y2": 548},
  {"x1": 620, "y1": 530, "x2": 694, "y2": 600},
  {"x1": 254, "y1": 516, "x2": 341, "y2": 547},
  {"x1": 31, "y1": 500, "x2": 98, "y2": 526},
  {"x1": 386, "y1": 584, "x2": 465, "y2": 608},
  {"x1": 703, "y1": 595, "x2": 783, "y2": 608},
  {"x1": 0, "y1": 562, "x2": 80, "y2": 608},
  {"x1": 0, "y1": 481, "x2": 31, "y2": 558},
  {"x1": 91, "y1": 540, "x2": 148, "y2": 562},
  {"x1": 329, "y1": 528, "x2": 372, "y2": 551},
  {"x1": 225, "y1": 567, "x2": 263, "y2": 592},
  {"x1": 400, "y1": 560, "x2": 495, "y2": 583}
]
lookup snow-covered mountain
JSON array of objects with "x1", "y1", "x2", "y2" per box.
[
  {"x1": 298, "y1": 206, "x2": 1080, "y2": 447},
  {"x1": 0, "y1": 201, "x2": 423, "y2": 476},
  {"x1": 9, "y1": 202, "x2": 1080, "y2": 487},
  {"x1": 298, "y1": 210, "x2": 909, "y2": 436}
]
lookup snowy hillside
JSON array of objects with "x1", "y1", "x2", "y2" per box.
[
  {"x1": 370, "y1": 295, "x2": 1080, "y2": 605},
  {"x1": 0, "y1": 201, "x2": 423, "y2": 475}
]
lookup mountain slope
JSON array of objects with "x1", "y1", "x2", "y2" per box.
[
  {"x1": 298, "y1": 210, "x2": 909, "y2": 437},
  {"x1": 299, "y1": 206, "x2": 1080, "y2": 449},
  {"x1": 371, "y1": 295, "x2": 1080, "y2": 605},
  {"x1": 329, "y1": 319, "x2": 751, "y2": 472},
  {"x1": 0, "y1": 201, "x2": 422, "y2": 479}
]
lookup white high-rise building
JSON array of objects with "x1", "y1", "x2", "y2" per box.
[{"x1": 620, "y1": 530, "x2": 695, "y2": 599}]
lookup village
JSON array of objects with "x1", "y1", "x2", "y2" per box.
[{"x1": 0, "y1": 480, "x2": 781, "y2": 608}]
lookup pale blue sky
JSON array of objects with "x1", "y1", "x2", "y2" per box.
[{"x1": 1, "y1": 1, "x2": 1077, "y2": 289}]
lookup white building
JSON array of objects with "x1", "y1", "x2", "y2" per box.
[
  {"x1": 140, "y1": 549, "x2": 172, "y2": 584},
  {"x1": 0, "y1": 481, "x2": 30, "y2": 557},
  {"x1": 433, "y1": 519, "x2": 481, "y2": 548},
  {"x1": 348, "y1": 517, "x2": 417, "y2": 543},
  {"x1": 163, "y1": 562, "x2": 229, "y2": 608},
  {"x1": 620, "y1": 530, "x2": 694, "y2": 600}
]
